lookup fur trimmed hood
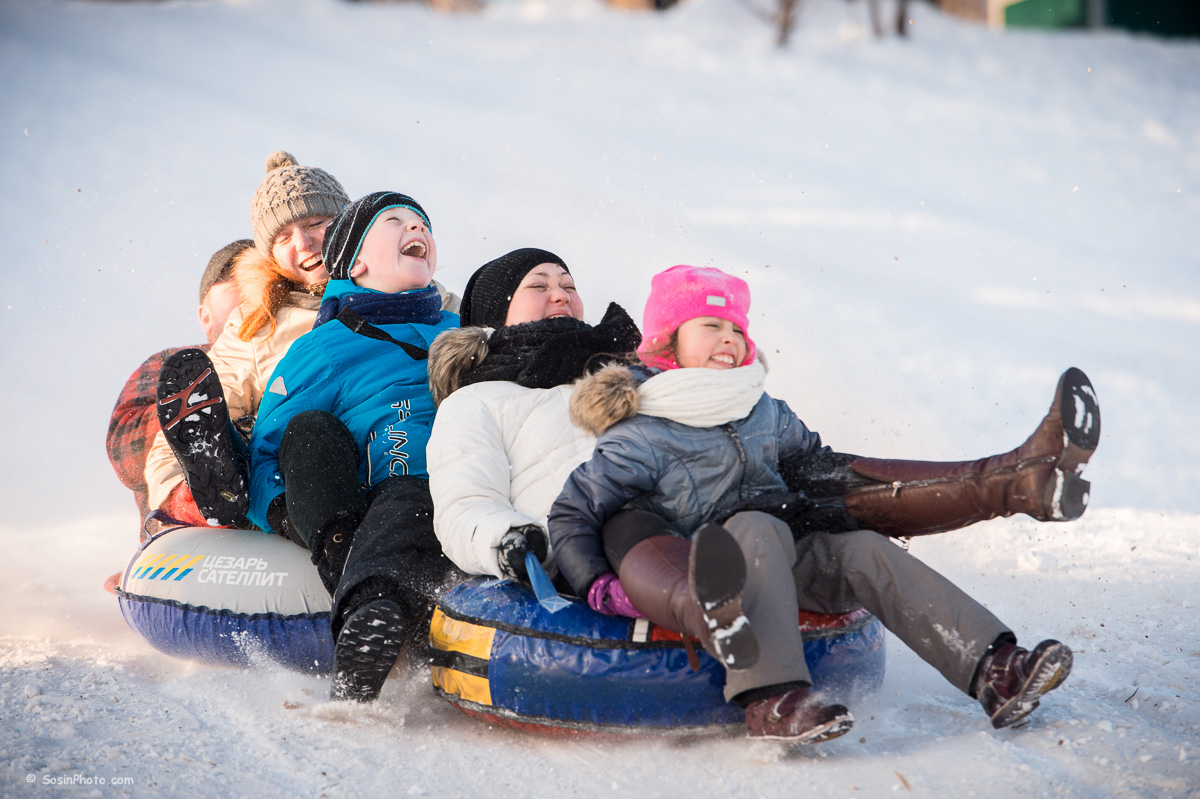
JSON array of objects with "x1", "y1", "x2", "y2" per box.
[
  {"x1": 568, "y1": 365, "x2": 640, "y2": 436},
  {"x1": 429, "y1": 326, "x2": 492, "y2": 405},
  {"x1": 570, "y1": 356, "x2": 771, "y2": 437}
]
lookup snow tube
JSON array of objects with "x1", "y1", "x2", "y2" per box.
[
  {"x1": 116, "y1": 523, "x2": 335, "y2": 673},
  {"x1": 430, "y1": 578, "x2": 886, "y2": 737}
]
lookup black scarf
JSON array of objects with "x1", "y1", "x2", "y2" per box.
[{"x1": 460, "y1": 303, "x2": 641, "y2": 390}]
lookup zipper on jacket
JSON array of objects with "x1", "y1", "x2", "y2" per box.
[
  {"x1": 847, "y1": 454, "x2": 1059, "y2": 498},
  {"x1": 722, "y1": 424, "x2": 750, "y2": 500}
]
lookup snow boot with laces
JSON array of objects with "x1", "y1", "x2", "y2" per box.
[
  {"x1": 974, "y1": 639, "x2": 1073, "y2": 728},
  {"x1": 743, "y1": 686, "x2": 854, "y2": 744}
]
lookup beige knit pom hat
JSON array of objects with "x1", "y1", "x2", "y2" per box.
[{"x1": 250, "y1": 151, "x2": 349, "y2": 256}]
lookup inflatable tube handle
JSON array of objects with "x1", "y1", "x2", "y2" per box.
[{"x1": 525, "y1": 552, "x2": 571, "y2": 614}]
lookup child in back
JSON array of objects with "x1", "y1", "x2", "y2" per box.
[
  {"x1": 247, "y1": 191, "x2": 459, "y2": 702},
  {"x1": 549, "y1": 264, "x2": 1076, "y2": 744}
]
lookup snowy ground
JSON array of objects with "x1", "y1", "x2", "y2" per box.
[{"x1": 2, "y1": 0, "x2": 1197, "y2": 796}]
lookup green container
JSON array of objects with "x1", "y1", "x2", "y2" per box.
[{"x1": 1004, "y1": 0, "x2": 1086, "y2": 28}]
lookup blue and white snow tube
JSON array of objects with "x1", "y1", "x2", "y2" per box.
[
  {"x1": 116, "y1": 524, "x2": 334, "y2": 673},
  {"x1": 430, "y1": 577, "x2": 886, "y2": 737}
]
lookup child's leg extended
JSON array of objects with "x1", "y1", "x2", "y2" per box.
[{"x1": 328, "y1": 475, "x2": 459, "y2": 703}]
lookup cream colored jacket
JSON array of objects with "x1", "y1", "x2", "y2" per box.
[{"x1": 144, "y1": 294, "x2": 321, "y2": 510}]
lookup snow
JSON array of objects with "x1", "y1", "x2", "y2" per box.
[{"x1": 2, "y1": 0, "x2": 1198, "y2": 795}]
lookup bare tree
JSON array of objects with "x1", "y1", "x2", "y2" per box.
[
  {"x1": 741, "y1": 0, "x2": 915, "y2": 46},
  {"x1": 865, "y1": 0, "x2": 911, "y2": 36},
  {"x1": 738, "y1": 0, "x2": 806, "y2": 46}
]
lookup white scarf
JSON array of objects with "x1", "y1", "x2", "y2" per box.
[{"x1": 636, "y1": 361, "x2": 766, "y2": 428}]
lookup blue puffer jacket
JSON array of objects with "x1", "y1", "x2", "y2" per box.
[
  {"x1": 247, "y1": 280, "x2": 458, "y2": 532},
  {"x1": 548, "y1": 365, "x2": 828, "y2": 596}
]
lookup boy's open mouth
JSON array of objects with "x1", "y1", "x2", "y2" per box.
[
  {"x1": 299, "y1": 256, "x2": 324, "y2": 273},
  {"x1": 401, "y1": 240, "x2": 427, "y2": 259}
]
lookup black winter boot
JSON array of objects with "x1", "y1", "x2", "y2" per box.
[
  {"x1": 331, "y1": 598, "x2": 406, "y2": 702},
  {"x1": 156, "y1": 348, "x2": 249, "y2": 527}
]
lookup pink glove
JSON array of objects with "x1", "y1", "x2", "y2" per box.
[{"x1": 587, "y1": 573, "x2": 645, "y2": 618}]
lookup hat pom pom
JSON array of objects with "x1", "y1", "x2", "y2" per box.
[{"x1": 264, "y1": 150, "x2": 298, "y2": 173}]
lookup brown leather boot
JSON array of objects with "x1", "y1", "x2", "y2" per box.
[
  {"x1": 617, "y1": 525, "x2": 759, "y2": 669},
  {"x1": 973, "y1": 639, "x2": 1073, "y2": 728},
  {"x1": 843, "y1": 367, "x2": 1100, "y2": 536},
  {"x1": 744, "y1": 686, "x2": 854, "y2": 744}
]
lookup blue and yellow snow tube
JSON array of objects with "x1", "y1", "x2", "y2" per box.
[
  {"x1": 116, "y1": 523, "x2": 334, "y2": 672},
  {"x1": 430, "y1": 577, "x2": 886, "y2": 736}
]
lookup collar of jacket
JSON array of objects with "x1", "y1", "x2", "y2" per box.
[{"x1": 312, "y1": 280, "x2": 443, "y2": 329}]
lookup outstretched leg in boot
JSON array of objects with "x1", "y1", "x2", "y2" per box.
[
  {"x1": 794, "y1": 527, "x2": 1072, "y2": 728},
  {"x1": 330, "y1": 475, "x2": 463, "y2": 701},
  {"x1": 781, "y1": 367, "x2": 1101, "y2": 537}
]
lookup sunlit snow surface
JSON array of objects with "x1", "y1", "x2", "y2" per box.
[{"x1": 2, "y1": 0, "x2": 1197, "y2": 795}]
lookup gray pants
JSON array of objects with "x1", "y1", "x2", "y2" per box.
[{"x1": 720, "y1": 512, "x2": 1011, "y2": 702}]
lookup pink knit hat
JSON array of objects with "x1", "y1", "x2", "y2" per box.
[{"x1": 637, "y1": 264, "x2": 757, "y2": 370}]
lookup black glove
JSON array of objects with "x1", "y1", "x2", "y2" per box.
[
  {"x1": 734, "y1": 491, "x2": 859, "y2": 540},
  {"x1": 497, "y1": 524, "x2": 550, "y2": 584}
]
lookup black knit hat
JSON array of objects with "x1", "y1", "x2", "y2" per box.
[
  {"x1": 321, "y1": 191, "x2": 432, "y2": 282},
  {"x1": 199, "y1": 239, "x2": 253, "y2": 303},
  {"x1": 460, "y1": 248, "x2": 569, "y2": 328}
]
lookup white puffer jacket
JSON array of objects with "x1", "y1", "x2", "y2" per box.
[{"x1": 427, "y1": 379, "x2": 595, "y2": 579}]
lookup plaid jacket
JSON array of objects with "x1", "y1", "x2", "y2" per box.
[{"x1": 107, "y1": 345, "x2": 207, "y2": 523}]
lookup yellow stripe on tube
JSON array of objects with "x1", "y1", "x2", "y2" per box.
[{"x1": 429, "y1": 608, "x2": 495, "y2": 705}]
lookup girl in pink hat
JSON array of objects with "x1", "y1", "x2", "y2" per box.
[{"x1": 549, "y1": 264, "x2": 1088, "y2": 745}]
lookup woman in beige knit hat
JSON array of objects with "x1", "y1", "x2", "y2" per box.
[{"x1": 144, "y1": 151, "x2": 351, "y2": 526}]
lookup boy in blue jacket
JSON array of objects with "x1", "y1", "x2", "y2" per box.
[{"x1": 247, "y1": 191, "x2": 459, "y2": 702}]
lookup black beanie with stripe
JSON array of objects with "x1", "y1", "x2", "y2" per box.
[{"x1": 321, "y1": 191, "x2": 432, "y2": 282}]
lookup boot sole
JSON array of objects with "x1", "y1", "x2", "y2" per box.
[
  {"x1": 1047, "y1": 470, "x2": 1091, "y2": 522},
  {"x1": 690, "y1": 523, "x2": 760, "y2": 670},
  {"x1": 990, "y1": 640, "x2": 1073, "y2": 729},
  {"x1": 1044, "y1": 368, "x2": 1100, "y2": 521},
  {"x1": 331, "y1": 599, "x2": 405, "y2": 702},
  {"x1": 157, "y1": 349, "x2": 249, "y2": 527},
  {"x1": 1056, "y1": 367, "x2": 1101, "y2": 462}
]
